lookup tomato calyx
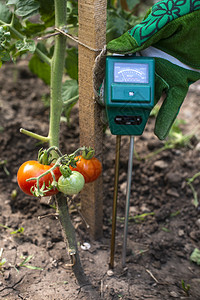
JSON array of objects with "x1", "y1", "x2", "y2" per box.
[
  {"x1": 59, "y1": 165, "x2": 72, "y2": 178},
  {"x1": 38, "y1": 147, "x2": 63, "y2": 165},
  {"x1": 30, "y1": 179, "x2": 57, "y2": 198},
  {"x1": 81, "y1": 146, "x2": 95, "y2": 160},
  {"x1": 38, "y1": 148, "x2": 49, "y2": 165}
]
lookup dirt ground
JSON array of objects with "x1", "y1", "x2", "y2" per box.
[{"x1": 0, "y1": 61, "x2": 200, "y2": 300}]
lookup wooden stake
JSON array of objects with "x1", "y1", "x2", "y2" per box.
[{"x1": 78, "y1": 0, "x2": 106, "y2": 239}]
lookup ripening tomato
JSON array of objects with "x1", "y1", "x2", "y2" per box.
[
  {"x1": 57, "y1": 171, "x2": 85, "y2": 195},
  {"x1": 70, "y1": 155, "x2": 102, "y2": 183},
  {"x1": 17, "y1": 161, "x2": 61, "y2": 196}
]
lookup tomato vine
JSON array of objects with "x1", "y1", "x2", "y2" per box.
[{"x1": 0, "y1": 0, "x2": 99, "y2": 289}]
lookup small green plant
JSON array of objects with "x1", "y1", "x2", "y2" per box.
[
  {"x1": 14, "y1": 255, "x2": 43, "y2": 272},
  {"x1": 170, "y1": 210, "x2": 180, "y2": 217},
  {"x1": 186, "y1": 172, "x2": 200, "y2": 207},
  {"x1": 0, "y1": 248, "x2": 7, "y2": 273},
  {"x1": 190, "y1": 248, "x2": 200, "y2": 265},
  {"x1": 0, "y1": 159, "x2": 10, "y2": 176},
  {"x1": 181, "y1": 279, "x2": 190, "y2": 297},
  {"x1": 0, "y1": 223, "x2": 24, "y2": 236},
  {"x1": 162, "y1": 227, "x2": 171, "y2": 233},
  {"x1": 117, "y1": 212, "x2": 155, "y2": 223},
  {"x1": 10, "y1": 227, "x2": 24, "y2": 235}
]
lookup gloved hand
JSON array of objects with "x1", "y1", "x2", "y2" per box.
[{"x1": 100, "y1": 0, "x2": 200, "y2": 140}]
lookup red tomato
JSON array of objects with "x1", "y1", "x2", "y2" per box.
[
  {"x1": 70, "y1": 155, "x2": 102, "y2": 183},
  {"x1": 17, "y1": 161, "x2": 61, "y2": 196}
]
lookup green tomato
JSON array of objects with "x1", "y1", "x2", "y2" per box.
[{"x1": 58, "y1": 171, "x2": 85, "y2": 195}]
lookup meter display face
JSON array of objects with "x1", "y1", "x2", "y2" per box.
[{"x1": 114, "y1": 62, "x2": 149, "y2": 83}]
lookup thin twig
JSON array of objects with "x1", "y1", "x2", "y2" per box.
[
  {"x1": 38, "y1": 213, "x2": 59, "y2": 220},
  {"x1": 146, "y1": 269, "x2": 159, "y2": 283},
  {"x1": 37, "y1": 32, "x2": 60, "y2": 40}
]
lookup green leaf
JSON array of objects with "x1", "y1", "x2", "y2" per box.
[
  {"x1": 126, "y1": 0, "x2": 140, "y2": 11},
  {"x1": 0, "y1": 3, "x2": 12, "y2": 23},
  {"x1": 13, "y1": 0, "x2": 40, "y2": 19},
  {"x1": 162, "y1": 227, "x2": 171, "y2": 232},
  {"x1": 106, "y1": 8, "x2": 141, "y2": 42},
  {"x1": 23, "y1": 264, "x2": 43, "y2": 270},
  {"x1": 19, "y1": 255, "x2": 33, "y2": 266},
  {"x1": 37, "y1": 0, "x2": 55, "y2": 27},
  {"x1": 67, "y1": 1, "x2": 78, "y2": 27},
  {"x1": 23, "y1": 21, "x2": 46, "y2": 36},
  {"x1": 65, "y1": 47, "x2": 78, "y2": 80},
  {"x1": 190, "y1": 248, "x2": 200, "y2": 265},
  {"x1": 15, "y1": 38, "x2": 36, "y2": 53},
  {"x1": 170, "y1": 210, "x2": 180, "y2": 217},
  {"x1": 0, "y1": 26, "x2": 11, "y2": 62},
  {"x1": 62, "y1": 79, "x2": 79, "y2": 123},
  {"x1": 29, "y1": 53, "x2": 51, "y2": 84},
  {"x1": 62, "y1": 79, "x2": 78, "y2": 103},
  {"x1": 10, "y1": 227, "x2": 24, "y2": 235},
  {"x1": 0, "y1": 258, "x2": 6, "y2": 266},
  {"x1": 6, "y1": 0, "x2": 18, "y2": 5},
  {"x1": 107, "y1": 9, "x2": 129, "y2": 42}
]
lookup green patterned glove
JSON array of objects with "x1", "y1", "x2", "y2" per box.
[{"x1": 107, "y1": 0, "x2": 200, "y2": 140}]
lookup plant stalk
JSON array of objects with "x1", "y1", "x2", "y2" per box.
[
  {"x1": 20, "y1": 128, "x2": 49, "y2": 142},
  {"x1": 48, "y1": 0, "x2": 67, "y2": 149},
  {"x1": 56, "y1": 194, "x2": 91, "y2": 286}
]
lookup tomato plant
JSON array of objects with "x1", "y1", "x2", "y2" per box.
[
  {"x1": 17, "y1": 161, "x2": 61, "y2": 196},
  {"x1": 70, "y1": 155, "x2": 102, "y2": 183},
  {"x1": 58, "y1": 171, "x2": 85, "y2": 195},
  {"x1": 0, "y1": 0, "x2": 104, "y2": 289}
]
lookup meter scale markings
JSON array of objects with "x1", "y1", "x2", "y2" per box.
[{"x1": 114, "y1": 63, "x2": 149, "y2": 83}]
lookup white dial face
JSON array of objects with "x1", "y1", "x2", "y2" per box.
[{"x1": 114, "y1": 62, "x2": 149, "y2": 83}]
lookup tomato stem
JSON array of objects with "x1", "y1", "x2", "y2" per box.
[
  {"x1": 48, "y1": 0, "x2": 66, "y2": 151},
  {"x1": 63, "y1": 94, "x2": 79, "y2": 107},
  {"x1": 56, "y1": 194, "x2": 91, "y2": 286},
  {"x1": 69, "y1": 146, "x2": 88, "y2": 157},
  {"x1": 47, "y1": 146, "x2": 63, "y2": 158},
  {"x1": 20, "y1": 128, "x2": 49, "y2": 143}
]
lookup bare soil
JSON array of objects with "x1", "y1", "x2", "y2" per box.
[{"x1": 0, "y1": 61, "x2": 200, "y2": 299}]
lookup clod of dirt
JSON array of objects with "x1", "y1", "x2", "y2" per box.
[
  {"x1": 154, "y1": 160, "x2": 168, "y2": 171},
  {"x1": 165, "y1": 172, "x2": 182, "y2": 187}
]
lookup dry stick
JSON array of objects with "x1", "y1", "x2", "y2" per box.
[
  {"x1": 37, "y1": 31, "x2": 60, "y2": 40},
  {"x1": 146, "y1": 269, "x2": 159, "y2": 284},
  {"x1": 38, "y1": 213, "x2": 59, "y2": 220}
]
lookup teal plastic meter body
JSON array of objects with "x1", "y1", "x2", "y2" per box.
[{"x1": 104, "y1": 55, "x2": 155, "y2": 136}]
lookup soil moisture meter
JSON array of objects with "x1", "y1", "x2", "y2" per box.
[
  {"x1": 104, "y1": 55, "x2": 155, "y2": 136},
  {"x1": 105, "y1": 55, "x2": 155, "y2": 268}
]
